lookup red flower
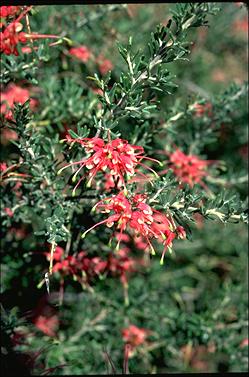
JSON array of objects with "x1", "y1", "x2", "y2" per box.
[
  {"x1": 240, "y1": 338, "x2": 249, "y2": 348},
  {"x1": 1, "y1": 6, "x2": 60, "y2": 56},
  {"x1": 34, "y1": 315, "x2": 59, "y2": 337},
  {"x1": 58, "y1": 136, "x2": 159, "y2": 194},
  {"x1": 233, "y1": 16, "x2": 248, "y2": 34},
  {"x1": 107, "y1": 252, "x2": 137, "y2": 286},
  {"x1": 0, "y1": 6, "x2": 20, "y2": 19},
  {"x1": 1, "y1": 83, "x2": 38, "y2": 120},
  {"x1": 211, "y1": 69, "x2": 226, "y2": 83},
  {"x1": 167, "y1": 148, "x2": 211, "y2": 187},
  {"x1": 0, "y1": 22, "x2": 27, "y2": 55},
  {"x1": 9, "y1": 226, "x2": 27, "y2": 240},
  {"x1": 45, "y1": 246, "x2": 64, "y2": 262},
  {"x1": 4, "y1": 207, "x2": 14, "y2": 217},
  {"x1": 45, "y1": 246, "x2": 78, "y2": 276},
  {"x1": 92, "y1": 87, "x2": 103, "y2": 96},
  {"x1": 193, "y1": 102, "x2": 212, "y2": 117},
  {"x1": 69, "y1": 45, "x2": 91, "y2": 62},
  {"x1": 96, "y1": 54, "x2": 113, "y2": 75},
  {"x1": 0, "y1": 162, "x2": 8, "y2": 172},
  {"x1": 45, "y1": 246, "x2": 107, "y2": 281},
  {"x1": 122, "y1": 325, "x2": 150, "y2": 348},
  {"x1": 82, "y1": 192, "x2": 186, "y2": 263}
]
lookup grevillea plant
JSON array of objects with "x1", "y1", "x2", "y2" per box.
[
  {"x1": 0, "y1": 3, "x2": 248, "y2": 374},
  {"x1": 1, "y1": 2, "x2": 248, "y2": 297}
]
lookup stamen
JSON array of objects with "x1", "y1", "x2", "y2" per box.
[{"x1": 137, "y1": 162, "x2": 159, "y2": 177}]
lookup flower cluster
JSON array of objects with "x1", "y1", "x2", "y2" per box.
[
  {"x1": 96, "y1": 54, "x2": 113, "y2": 75},
  {"x1": 106, "y1": 246, "x2": 143, "y2": 287},
  {"x1": 82, "y1": 192, "x2": 186, "y2": 264},
  {"x1": 45, "y1": 246, "x2": 106, "y2": 280},
  {"x1": 233, "y1": 16, "x2": 248, "y2": 35},
  {"x1": 58, "y1": 131, "x2": 187, "y2": 263},
  {"x1": 193, "y1": 102, "x2": 212, "y2": 117},
  {"x1": 122, "y1": 324, "x2": 151, "y2": 352},
  {"x1": 68, "y1": 45, "x2": 113, "y2": 76},
  {"x1": 44, "y1": 244, "x2": 143, "y2": 299},
  {"x1": 0, "y1": 21, "x2": 27, "y2": 55},
  {"x1": 58, "y1": 136, "x2": 159, "y2": 194},
  {"x1": 34, "y1": 314, "x2": 59, "y2": 337},
  {"x1": 168, "y1": 148, "x2": 211, "y2": 187},
  {"x1": 0, "y1": 6, "x2": 60, "y2": 56},
  {"x1": 1, "y1": 83, "x2": 38, "y2": 120},
  {"x1": 69, "y1": 45, "x2": 91, "y2": 62},
  {"x1": 0, "y1": 6, "x2": 20, "y2": 19}
]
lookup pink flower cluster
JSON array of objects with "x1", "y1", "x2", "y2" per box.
[
  {"x1": 82, "y1": 192, "x2": 186, "y2": 263},
  {"x1": 168, "y1": 149, "x2": 211, "y2": 187},
  {"x1": 96, "y1": 54, "x2": 113, "y2": 75},
  {"x1": 68, "y1": 45, "x2": 113, "y2": 75},
  {"x1": 0, "y1": 6, "x2": 20, "y2": 19},
  {"x1": 44, "y1": 244, "x2": 143, "y2": 292},
  {"x1": 1, "y1": 83, "x2": 38, "y2": 120},
  {"x1": 58, "y1": 130, "x2": 188, "y2": 263},
  {"x1": 0, "y1": 6, "x2": 60, "y2": 56},
  {"x1": 58, "y1": 136, "x2": 159, "y2": 194},
  {"x1": 69, "y1": 45, "x2": 91, "y2": 62},
  {"x1": 193, "y1": 102, "x2": 212, "y2": 117},
  {"x1": 122, "y1": 324, "x2": 151, "y2": 351},
  {"x1": 0, "y1": 21, "x2": 27, "y2": 55}
]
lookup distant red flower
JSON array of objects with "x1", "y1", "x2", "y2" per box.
[
  {"x1": 166, "y1": 148, "x2": 212, "y2": 188},
  {"x1": 9, "y1": 226, "x2": 27, "y2": 240},
  {"x1": 193, "y1": 102, "x2": 212, "y2": 117},
  {"x1": 45, "y1": 246, "x2": 77, "y2": 276},
  {"x1": 211, "y1": 68, "x2": 226, "y2": 82},
  {"x1": 58, "y1": 136, "x2": 159, "y2": 194},
  {"x1": 1, "y1": 83, "x2": 38, "y2": 120},
  {"x1": 4, "y1": 207, "x2": 14, "y2": 217},
  {"x1": 240, "y1": 338, "x2": 249, "y2": 348},
  {"x1": 97, "y1": 54, "x2": 113, "y2": 75},
  {"x1": 233, "y1": 16, "x2": 248, "y2": 34},
  {"x1": 193, "y1": 213, "x2": 204, "y2": 229},
  {"x1": 34, "y1": 315, "x2": 59, "y2": 337},
  {"x1": 0, "y1": 162, "x2": 8, "y2": 172},
  {"x1": 122, "y1": 325, "x2": 151, "y2": 349},
  {"x1": 92, "y1": 87, "x2": 103, "y2": 96},
  {"x1": 69, "y1": 45, "x2": 91, "y2": 63},
  {"x1": 45, "y1": 246, "x2": 107, "y2": 281},
  {"x1": 107, "y1": 252, "x2": 137, "y2": 286},
  {"x1": 20, "y1": 46, "x2": 33, "y2": 53}
]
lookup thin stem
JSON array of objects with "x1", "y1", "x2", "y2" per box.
[{"x1": 49, "y1": 241, "x2": 57, "y2": 275}]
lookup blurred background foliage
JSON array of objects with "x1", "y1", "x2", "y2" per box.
[{"x1": 1, "y1": 2, "x2": 248, "y2": 375}]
